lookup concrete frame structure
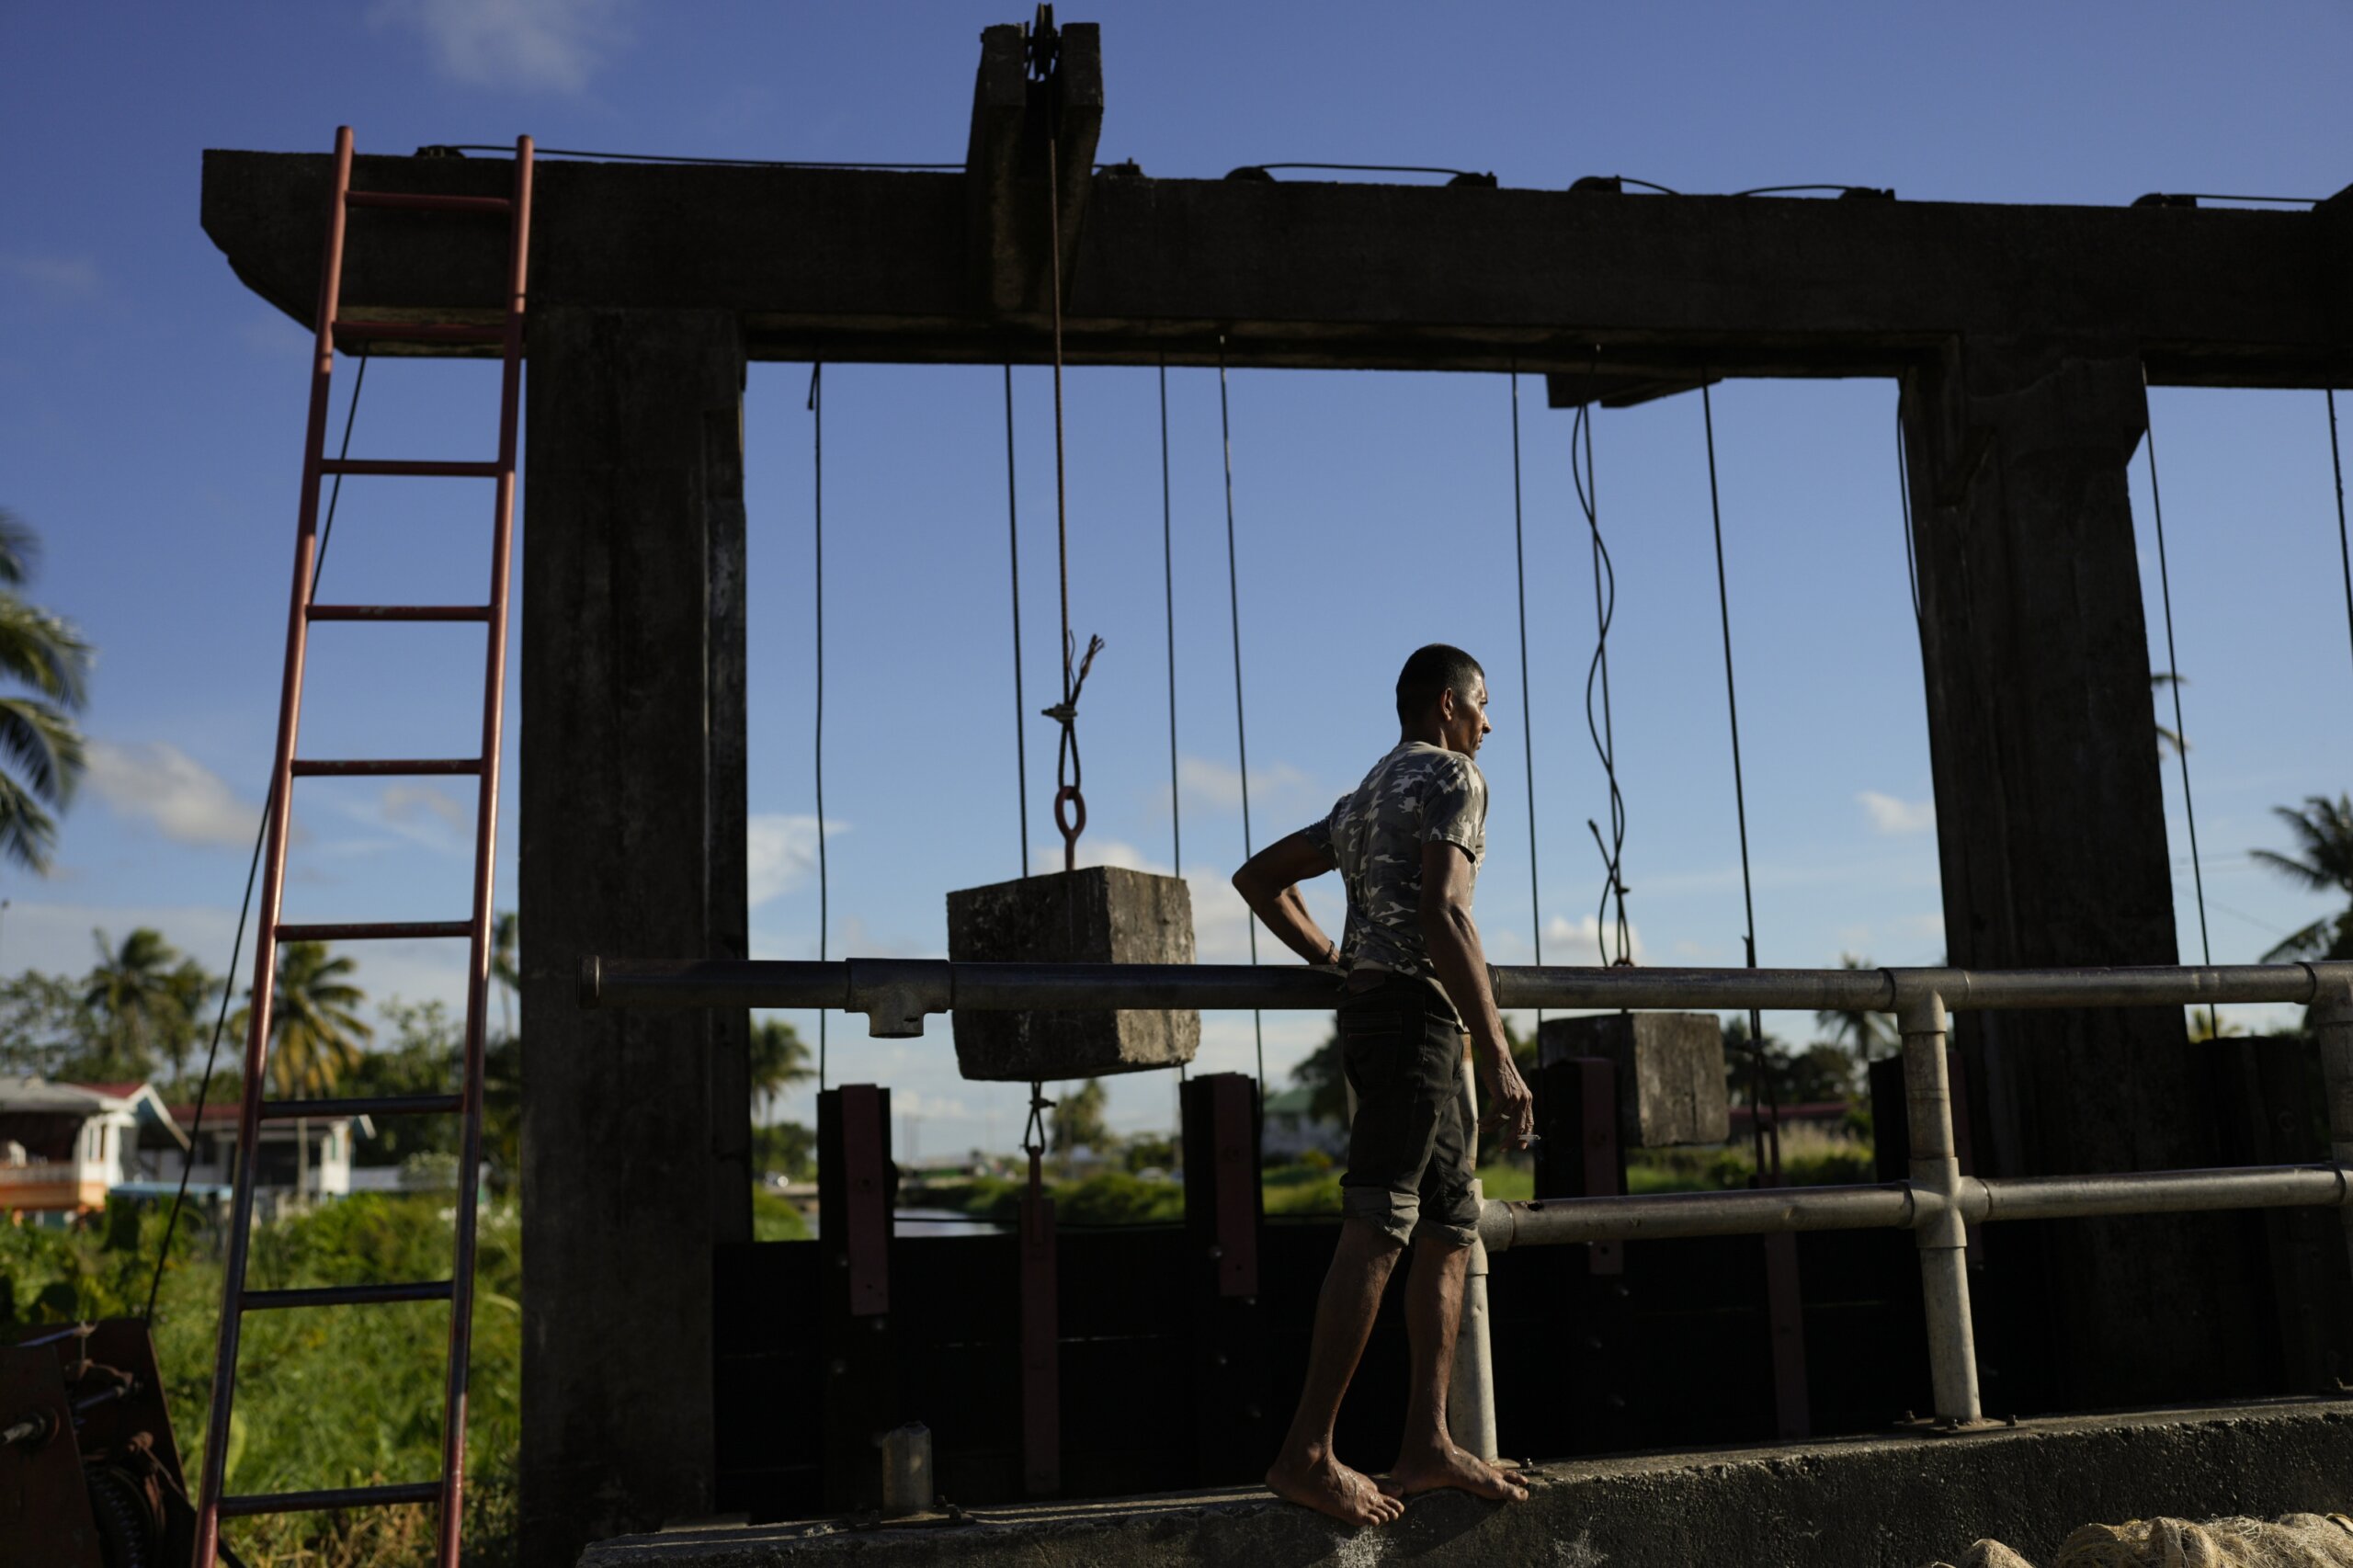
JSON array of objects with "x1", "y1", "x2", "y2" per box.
[{"x1": 197, "y1": 20, "x2": 2351, "y2": 1566}]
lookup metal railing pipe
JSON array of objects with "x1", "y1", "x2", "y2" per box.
[
  {"x1": 1477, "y1": 1182, "x2": 1919, "y2": 1250},
  {"x1": 1900, "y1": 991, "x2": 1982, "y2": 1426},
  {"x1": 1965, "y1": 1165, "x2": 2347, "y2": 1222},
  {"x1": 581, "y1": 955, "x2": 2353, "y2": 1035}
]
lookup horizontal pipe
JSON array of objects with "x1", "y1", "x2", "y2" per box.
[
  {"x1": 582, "y1": 955, "x2": 2353, "y2": 1018},
  {"x1": 1479, "y1": 1163, "x2": 2351, "y2": 1251}
]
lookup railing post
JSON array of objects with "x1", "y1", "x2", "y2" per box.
[
  {"x1": 2311, "y1": 976, "x2": 2353, "y2": 1278},
  {"x1": 1900, "y1": 990, "x2": 1983, "y2": 1426},
  {"x1": 1448, "y1": 1178, "x2": 1499, "y2": 1463}
]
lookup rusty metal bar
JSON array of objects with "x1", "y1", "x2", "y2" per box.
[
  {"x1": 306, "y1": 603, "x2": 492, "y2": 622},
  {"x1": 218, "y1": 1481, "x2": 444, "y2": 1517},
  {"x1": 317, "y1": 458, "x2": 501, "y2": 479},
  {"x1": 289, "y1": 756, "x2": 483, "y2": 777},
  {"x1": 243, "y1": 1280, "x2": 453, "y2": 1311},
  {"x1": 278, "y1": 920, "x2": 472, "y2": 942}
]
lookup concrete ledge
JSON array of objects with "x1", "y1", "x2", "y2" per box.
[{"x1": 580, "y1": 1399, "x2": 2353, "y2": 1568}]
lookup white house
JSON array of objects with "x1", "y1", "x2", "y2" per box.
[
  {"x1": 0, "y1": 1077, "x2": 188, "y2": 1220},
  {"x1": 170, "y1": 1100, "x2": 371, "y2": 1208}
]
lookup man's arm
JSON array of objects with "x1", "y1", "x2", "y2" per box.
[
  {"x1": 1233, "y1": 831, "x2": 1344, "y2": 966},
  {"x1": 1418, "y1": 841, "x2": 1536, "y2": 1148}
]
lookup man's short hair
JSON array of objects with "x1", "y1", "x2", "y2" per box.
[{"x1": 1396, "y1": 643, "x2": 1484, "y2": 724}]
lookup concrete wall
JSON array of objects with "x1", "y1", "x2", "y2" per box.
[{"x1": 519, "y1": 306, "x2": 750, "y2": 1568}]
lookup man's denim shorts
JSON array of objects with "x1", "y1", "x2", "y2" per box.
[{"x1": 1336, "y1": 971, "x2": 1480, "y2": 1248}]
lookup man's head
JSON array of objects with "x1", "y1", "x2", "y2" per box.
[{"x1": 1395, "y1": 643, "x2": 1491, "y2": 756}]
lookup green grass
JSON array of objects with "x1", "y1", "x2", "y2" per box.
[
  {"x1": 752, "y1": 1186, "x2": 813, "y2": 1242},
  {"x1": 2, "y1": 1194, "x2": 520, "y2": 1566}
]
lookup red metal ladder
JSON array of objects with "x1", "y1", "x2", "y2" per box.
[{"x1": 192, "y1": 126, "x2": 533, "y2": 1568}]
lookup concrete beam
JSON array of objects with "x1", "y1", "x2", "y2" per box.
[
  {"x1": 518, "y1": 306, "x2": 749, "y2": 1568},
  {"x1": 199, "y1": 146, "x2": 2353, "y2": 383},
  {"x1": 577, "y1": 1399, "x2": 2353, "y2": 1568}
]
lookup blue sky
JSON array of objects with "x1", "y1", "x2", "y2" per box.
[{"x1": 5, "y1": 2, "x2": 2351, "y2": 1158}]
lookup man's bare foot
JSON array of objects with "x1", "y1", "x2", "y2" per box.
[
  {"x1": 1381, "y1": 1444, "x2": 1530, "y2": 1504},
  {"x1": 1266, "y1": 1447, "x2": 1407, "y2": 1526}
]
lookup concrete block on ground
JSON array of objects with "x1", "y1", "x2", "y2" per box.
[
  {"x1": 1538, "y1": 1012, "x2": 1728, "y2": 1147},
  {"x1": 946, "y1": 867, "x2": 1198, "y2": 1081}
]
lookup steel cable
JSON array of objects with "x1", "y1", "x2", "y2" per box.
[
  {"x1": 2329, "y1": 392, "x2": 2351, "y2": 702},
  {"x1": 1570, "y1": 369, "x2": 1633, "y2": 966},
  {"x1": 1005, "y1": 367, "x2": 1031, "y2": 878},
  {"x1": 1700, "y1": 383, "x2": 1779, "y2": 1176},
  {"x1": 1508, "y1": 373, "x2": 1543, "y2": 1021},
  {"x1": 810, "y1": 364, "x2": 829, "y2": 1085},
  {"x1": 2141, "y1": 374, "x2": 2219, "y2": 1040},
  {"x1": 143, "y1": 353, "x2": 371, "y2": 1324},
  {"x1": 1217, "y1": 345, "x2": 1266, "y2": 1090}
]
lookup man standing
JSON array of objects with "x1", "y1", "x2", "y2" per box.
[{"x1": 1232, "y1": 643, "x2": 1537, "y2": 1525}]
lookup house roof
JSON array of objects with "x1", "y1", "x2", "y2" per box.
[
  {"x1": 169, "y1": 1102, "x2": 371, "y2": 1139},
  {"x1": 1, "y1": 1078, "x2": 193, "y2": 1153}
]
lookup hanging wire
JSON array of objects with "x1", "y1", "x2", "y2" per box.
[
  {"x1": 810, "y1": 364, "x2": 830, "y2": 1085},
  {"x1": 1896, "y1": 401, "x2": 1923, "y2": 625},
  {"x1": 2141, "y1": 373, "x2": 2219, "y2": 1040},
  {"x1": 1507, "y1": 372, "x2": 1543, "y2": 1021},
  {"x1": 1005, "y1": 366, "x2": 1031, "y2": 877},
  {"x1": 1161, "y1": 360, "x2": 1182, "y2": 880},
  {"x1": 2329, "y1": 391, "x2": 2352, "y2": 699},
  {"x1": 1217, "y1": 343, "x2": 1267, "y2": 1089},
  {"x1": 145, "y1": 352, "x2": 372, "y2": 1322},
  {"x1": 1569, "y1": 365, "x2": 1633, "y2": 966},
  {"x1": 1699, "y1": 382, "x2": 1779, "y2": 1178}
]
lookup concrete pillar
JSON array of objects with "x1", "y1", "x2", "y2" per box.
[
  {"x1": 1902, "y1": 335, "x2": 2265, "y2": 1407},
  {"x1": 518, "y1": 306, "x2": 748, "y2": 1568}
]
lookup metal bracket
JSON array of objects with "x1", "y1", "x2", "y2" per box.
[{"x1": 847, "y1": 959, "x2": 952, "y2": 1038}]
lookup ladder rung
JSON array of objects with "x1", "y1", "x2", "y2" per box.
[
  {"x1": 347, "y1": 189, "x2": 511, "y2": 215},
  {"x1": 263, "y1": 1093, "x2": 461, "y2": 1120},
  {"x1": 218, "y1": 1480, "x2": 444, "y2": 1517},
  {"x1": 318, "y1": 459, "x2": 501, "y2": 479},
  {"x1": 332, "y1": 321, "x2": 508, "y2": 347},
  {"x1": 276, "y1": 921, "x2": 472, "y2": 942},
  {"x1": 243, "y1": 1280, "x2": 453, "y2": 1312},
  {"x1": 306, "y1": 603, "x2": 492, "y2": 622},
  {"x1": 290, "y1": 757, "x2": 483, "y2": 778}
]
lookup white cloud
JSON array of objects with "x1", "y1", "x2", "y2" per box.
[
  {"x1": 1176, "y1": 755, "x2": 1315, "y2": 814},
  {"x1": 747, "y1": 813, "x2": 847, "y2": 908},
  {"x1": 370, "y1": 0, "x2": 631, "y2": 93},
  {"x1": 1858, "y1": 790, "x2": 1937, "y2": 836},
  {"x1": 381, "y1": 783, "x2": 472, "y2": 838},
  {"x1": 1541, "y1": 912, "x2": 1647, "y2": 967},
  {"x1": 2, "y1": 254, "x2": 99, "y2": 300},
  {"x1": 85, "y1": 741, "x2": 255, "y2": 848}
]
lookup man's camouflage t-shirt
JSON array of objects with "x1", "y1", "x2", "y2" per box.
[{"x1": 1302, "y1": 741, "x2": 1488, "y2": 983}]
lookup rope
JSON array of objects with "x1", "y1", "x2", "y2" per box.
[
  {"x1": 1161, "y1": 361, "x2": 1181, "y2": 879},
  {"x1": 810, "y1": 364, "x2": 829, "y2": 1086},
  {"x1": 2141, "y1": 374, "x2": 2219, "y2": 1039},
  {"x1": 1570, "y1": 366, "x2": 1633, "y2": 966},
  {"x1": 1005, "y1": 367, "x2": 1031, "y2": 877},
  {"x1": 145, "y1": 351, "x2": 370, "y2": 1323},
  {"x1": 1508, "y1": 372, "x2": 1543, "y2": 1018},
  {"x1": 2330, "y1": 391, "x2": 2351, "y2": 699},
  {"x1": 1218, "y1": 345, "x2": 1267, "y2": 1090},
  {"x1": 1699, "y1": 383, "x2": 1778, "y2": 1177}
]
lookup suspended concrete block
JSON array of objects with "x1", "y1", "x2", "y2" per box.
[
  {"x1": 1539, "y1": 1011, "x2": 1729, "y2": 1148},
  {"x1": 946, "y1": 867, "x2": 1199, "y2": 1081}
]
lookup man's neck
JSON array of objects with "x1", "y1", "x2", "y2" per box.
[{"x1": 1398, "y1": 722, "x2": 1449, "y2": 751}]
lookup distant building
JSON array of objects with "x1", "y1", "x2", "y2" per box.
[
  {"x1": 170, "y1": 1100, "x2": 371, "y2": 1210},
  {"x1": 0, "y1": 1078, "x2": 189, "y2": 1221}
]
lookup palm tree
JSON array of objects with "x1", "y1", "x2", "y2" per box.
[
  {"x1": 261, "y1": 941, "x2": 373, "y2": 1096},
  {"x1": 489, "y1": 910, "x2": 519, "y2": 1039},
  {"x1": 0, "y1": 508, "x2": 93, "y2": 873},
  {"x1": 83, "y1": 926, "x2": 186, "y2": 1081},
  {"x1": 749, "y1": 1017, "x2": 814, "y2": 1115},
  {"x1": 2252, "y1": 795, "x2": 2353, "y2": 964},
  {"x1": 2152, "y1": 671, "x2": 2189, "y2": 758},
  {"x1": 1815, "y1": 952, "x2": 1897, "y2": 1064}
]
